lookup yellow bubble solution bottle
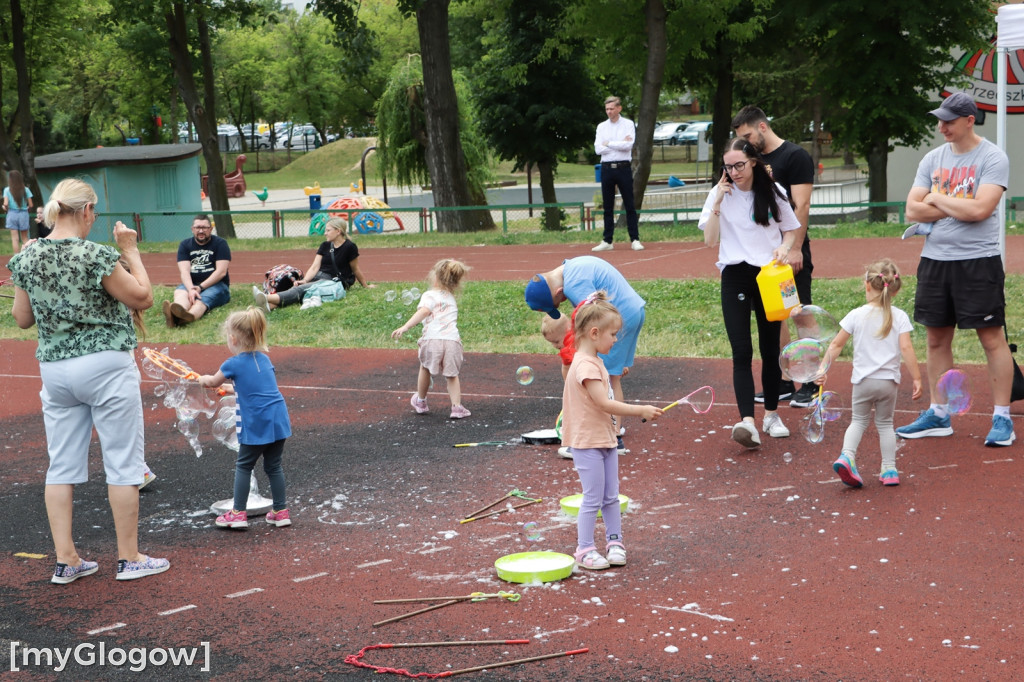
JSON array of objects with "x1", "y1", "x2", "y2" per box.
[{"x1": 756, "y1": 260, "x2": 800, "y2": 321}]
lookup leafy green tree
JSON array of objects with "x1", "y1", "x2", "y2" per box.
[
  {"x1": 215, "y1": 26, "x2": 272, "y2": 151},
  {"x1": 376, "y1": 55, "x2": 492, "y2": 218},
  {"x1": 317, "y1": 0, "x2": 493, "y2": 232},
  {"x1": 789, "y1": 0, "x2": 991, "y2": 213},
  {"x1": 472, "y1": 0, "x2": 601, "y2": 230},
  {"x1": 262, "y1": 11, "x2": 343, "y2": 146}
]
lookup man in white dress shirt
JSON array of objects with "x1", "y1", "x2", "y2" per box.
[{"x1": 594, "y1": 96, "x2": 642, "y2": 252}]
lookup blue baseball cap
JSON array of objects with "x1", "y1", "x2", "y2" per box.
[{"x1": 524, "y1": 275, "x2": 561, "y2": 319}]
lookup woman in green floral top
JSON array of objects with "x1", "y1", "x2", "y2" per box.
[{"x1": 8, "y1": 178, "x2": 170, "y2": 584}]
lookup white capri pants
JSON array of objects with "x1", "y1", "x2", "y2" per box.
[{"x1": 39, "y1": 350, "x2": 145, "y2": 486}]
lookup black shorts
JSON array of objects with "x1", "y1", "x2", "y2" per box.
[{"x1": 914, "y1": 256, "x2": 1005, "y2": 329}]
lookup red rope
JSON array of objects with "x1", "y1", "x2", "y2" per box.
[{"x1": 344, "y1": 644, "x2": 451, "y2": 679}]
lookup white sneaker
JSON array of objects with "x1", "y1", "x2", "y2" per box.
[
  {"x1": 732, "y1": 421, "x2": 761, "y2": 449},
  {"x1": 252, "y1": 286, "x2": 270, "y2": 312},
  {"x1": 557, "y1": 446, "x2": 573, "y2": 459},
  {"x1": 631, "y1": 240, "x2": 644, "y2": 251},
  {"x1": 592, "y1": 241, "x2": 613, "y2": 252},
  {"x1": 763, "y1": 412, "x2": 790, "y2": 438}
]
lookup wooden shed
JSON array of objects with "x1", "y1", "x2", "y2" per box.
[{"x1": 34, "y1": 144, "x2": 203, "y2": 242}]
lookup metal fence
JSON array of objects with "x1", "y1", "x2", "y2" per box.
[{"x1": 91, "y1": 194, "x2": 1024, "y2": 244}]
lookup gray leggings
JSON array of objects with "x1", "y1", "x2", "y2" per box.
[
  {"x1": 276, "y1": 281, "x2": 316, "y2": 307},
  {"x1": 841, "y1": 378, "x2": 899, "y2": 473}
]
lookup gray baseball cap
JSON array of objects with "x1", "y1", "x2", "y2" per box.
[{"x1": 929, "y1": 92, "x2": 978, "y2": 121}]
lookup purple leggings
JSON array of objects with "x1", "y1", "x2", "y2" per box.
[{"x1": 572, "y1": 447, "x2": 622, "y2": 551}]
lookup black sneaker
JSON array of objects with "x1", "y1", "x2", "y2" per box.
[
  {"x1": 754, "y1": 380, "x2": 795, "y2": 404},
  {"x1": 617, "y1": 435, "x2": 628, "y2": 454},
  {"x1": 789, "y1": 383, "x2": 819, "y2": 408}
]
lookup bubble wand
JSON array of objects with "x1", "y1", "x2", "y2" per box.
[
  {"x1": 143, "y1": 348, "x2": 226, "y2": 395},
  {"x1": 642, "y1": 385, "x2": 714, "y2": 422}
]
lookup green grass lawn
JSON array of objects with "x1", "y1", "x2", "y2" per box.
[{"x1": 4, "y1": 274, "x2": 1024, "y2": 367}]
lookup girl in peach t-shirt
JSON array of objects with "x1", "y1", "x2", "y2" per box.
[{"x1": 561, "y1": 292, "x2": 662, "y2": 570}]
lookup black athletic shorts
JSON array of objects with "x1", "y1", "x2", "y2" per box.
[{"x1": 914, "y1": 255, "x2": 1005, "y2": 329}]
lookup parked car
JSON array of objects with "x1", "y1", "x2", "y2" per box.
[
  {"x1": 283, "y1": 124, "x2": 320, "y2": 150},
  {"x1": 676, "y1": 121, "x2": 712, "y2": 145},
  {"x1": 653, "y1": 122, "x2": 689, "y2": 145}
]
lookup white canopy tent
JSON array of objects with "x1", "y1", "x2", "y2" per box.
[{"x1": 997, "y1": 4, "x2": 1024, "y2": 261}]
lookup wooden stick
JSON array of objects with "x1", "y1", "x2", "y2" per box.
[
  {"x1": 0, "y1": 293, "x2": 13, "y2": 299},
  {"x1": 384, "y1": 639, "x2": 530, "y2": 648},
  {"x1": 459, "y1": 498, "x2": 541, "y2": 524},
  {"x1": 372, "y1": 599, "x2": 460, "y2": 627},
  {"x1": 374, "y1": 591, "x2": 516, "y2": 605},
  {"x1": 446, "y1": 648, "x2": 589, "y2": 676},
  {"x1": 463, "y1": 492, "x2": 513, "y2": 520}
]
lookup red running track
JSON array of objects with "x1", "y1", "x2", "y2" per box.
[{"x1": 0, "y1": 339, "x2": 1022, "y2": 680}]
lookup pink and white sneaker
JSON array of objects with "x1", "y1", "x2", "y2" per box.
[
  {"x1": 410, "y1": 393, "x2": 429, "y2": 414},
  {"x1": 266, "y1": 509, "x2": 292, "y2": 527},
  {"x1": 215, "y1": 509, "x2": 248, "y2": 529},
  {"x1": 449, "y1": 405, "x2": 471, "y2": 419}
]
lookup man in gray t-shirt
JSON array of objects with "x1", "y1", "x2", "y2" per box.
[{"x1": 896, "y1": 92, "x2": 1015, "y2": 448}]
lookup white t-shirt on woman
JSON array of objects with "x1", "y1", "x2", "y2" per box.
[{"x1": 698, "y1": 183, "x2": 800, "y2": 272}]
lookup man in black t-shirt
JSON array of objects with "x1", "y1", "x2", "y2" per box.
[
  {"x1": 163, "y1": 214, "x2": 232, "y2": 327},
  {"x1": 733, "y1": 106, "x2": 818, "y2": 407}
]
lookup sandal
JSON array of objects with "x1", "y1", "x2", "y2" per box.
[
  {"x1": 574, "y1": 548, "x2": 610, "y2": 570},
  {"x1": 605, "y1": 541, "x2": 627, "y2": 566}
]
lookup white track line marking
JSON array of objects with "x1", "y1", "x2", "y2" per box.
[
  {"x1": 819, "y1": 478, "x2": 842, "y2": 484},
  {"x1": 707, "y1": 494, "x2": 739, "y2": 501},
  {"x1": 357, "y1": 559, "x2": 392, "y2": 569},
  {"x1": 418, "y1": 546, "x2": 452, "y2": 555},
  {"x1": 762, "y1": 485, "x2": 795, "y2": 492},
  {"x1": 652, "y1": 603, "x2": 734, "y2": 622},
  {"x1": 158, "y1": 605, "x2": 197, "y2": 616},
  {"x1": 651, "y1": 502, "x2": 684, "y2": 510},
  {"x1": 87, "y1": 623, "x2": 126, "y2": 635},
  {"x1": 226, "y1": 588, "x2": 263, "y2": 598},
  {"x1": 927, "y1": 464, "x2": 959, "y2": 470},
  {"x1": 293, "y1": 572, "x2": 329, "y2": 583},
  {"x1": 983, "y1": 458, "x2": 1014, "y2": 464}
]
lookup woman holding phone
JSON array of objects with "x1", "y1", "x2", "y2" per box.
[{"x1": 699, "y1": 139, "x2": 801, "y2": 449}]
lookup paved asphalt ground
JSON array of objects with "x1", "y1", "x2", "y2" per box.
[{"x1": 2, "y1": 238, "x2": 1024, "y2": 680}]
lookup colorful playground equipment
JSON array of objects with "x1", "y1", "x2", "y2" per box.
[
  {"x1": 308, "y1": 194, "x2": 405, "y2": 236},
  {"x1": 201, "y1": 154, "x2": 247, "y2": 198}
]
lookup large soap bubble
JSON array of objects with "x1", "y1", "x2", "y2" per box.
[
  {"x1": 937, "y1": 369, "x2": 972, "y2": 414},
  {"x1": 780, "y1": 338, "x2": 828, "y2": 384},
  {"x1": 788, "y1": 304, "x2": 841, "y2": 345}
]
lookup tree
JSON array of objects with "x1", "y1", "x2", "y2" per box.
[
  {"x1": 215, "y1": 26, "x2": 272, "y2": 151},
  {"x1": 316, "y1": 0, "x2": 494, "y2": 232},
  {"x1": 262, "y1": 12, "x2": 344, "y2": 146},
  {"x1": 472, "y1": 0, "x2": 601, "y2": 230},
  {"x1": 376, "y1": 55, "x2": 492, "y2": 215},
  {"x1": 791, "y1": 0, "x2": 991, "y2": 216},
  {"x1": 163, "y1": 1, "x2": 236, "y2": 237}
]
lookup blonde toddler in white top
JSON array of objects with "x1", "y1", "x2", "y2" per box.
[{"x1": 392, "y1": 259, "x2": 472, "y2": 419}]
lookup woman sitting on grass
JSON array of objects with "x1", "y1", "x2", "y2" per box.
[{"x1": 253, "y1": 217, "x2": 374, "y2": 310}]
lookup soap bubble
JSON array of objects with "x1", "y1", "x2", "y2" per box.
[
  {"x1": 409, "y1": 287, "x2": 421, "y2": 298},
  {"x1": 737, "y1": 293, "x2": 745, "y2": 301},
  {"x1": 384, "y1": 290, "x2": 397, "y2": 302},
  {"x1": 522, "y1": 522, "x2": 542, "y2": 542},
  {"x1": 782, "y1": 451, "x2": 793, "y2": 464},
  {"x1": 141, "y1": 357, "x2": 164, "y2": 380},
  {"x1": 153, "y1": 383, "x2": 167, "y2": 397},
  {"x1": 516, "y1": 366, "x2": 535, "y2": 385},
  {"x1": 803, "y1": 391, "x2": 842, "y2": 444},
  {"x1": 789, "y1": 304, "x2": 841, "y2": 345},
  {"x1": 401, "y1": 290, "x2": 415, "y2": 305},
  {"x1": 937, "y1": 369, "x2": 972, "y2": 414},
  {"x1": 780, "y1": 338, "x2": 828, "y2": 384},
  {"x1": 176, "y1": 418, "x2": 199, "y2": 440}
]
